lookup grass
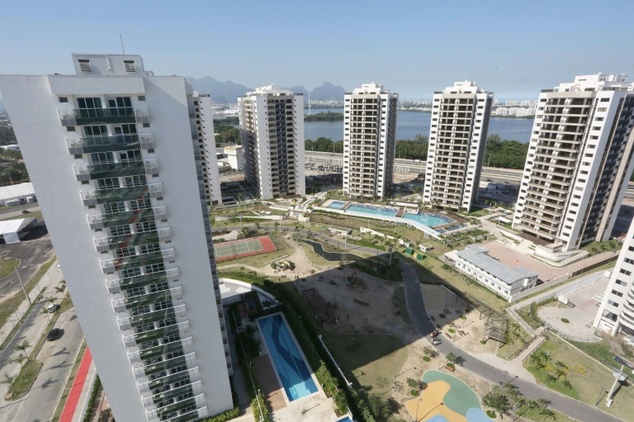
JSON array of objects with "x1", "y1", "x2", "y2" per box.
[
  {"x1": 0, "y1": 258, "x2": 19, "y2": 278},
  {"x1": 0, "y1": 256, "x2": 57, "y2": 338},
  {"x1": 496, "y1": 327, "x2": 532, "y2": 360},
  {"x1": 392, "y1": 287, "x2": 412, "y2": 325},
  {"x1": 468, "y1": 208, "x2": 490, "y2": 217},
  {"x1": 512, "y1": 404, "x2": 577, "y2": 422},
  {"x1": 0, "y1": 210, "x2": 44, "y2": 221},
  {"x1": 51, "y1": 341, "x2": 87, "y2": 422},
  {"x1": 321, "y1": 332, "x2": 408, "y2": 396},
  {"x1": 524, "y1": 335, "x2": 634, "y2": 421},
  {"x1": 7, "y1": 359, "x2": 43, "y2": 399},
  {"x1": 569, "y1": 338, "x2": 634, "y2": 377},
  {"x1": 349, "y1": 259, "x2": 402, "y2": 282}
]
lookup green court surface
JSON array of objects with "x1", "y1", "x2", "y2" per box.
[{"x1": 423, "y1": 370, "x2": 480, "y2": 416}]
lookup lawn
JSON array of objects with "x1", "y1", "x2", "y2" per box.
[
  {"x1": 569, "y1": 338, "x2": 634, "y2": 377},
  {"x1": 524, "y1": 335, "x2": 634, "y2": 421},
  {"x1": 0, "y1": 258, "x2": 19, "y2": 279},
  {"x1": 321, "y1": 332, "x2": 408, "y2": 397},
  {"x1": 7, "y1": 359, "x2": 42, "y2": 399}
]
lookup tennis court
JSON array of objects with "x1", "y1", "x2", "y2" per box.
[{"x1": 215, "y1": 235, "x2": 277, "y2": 261}]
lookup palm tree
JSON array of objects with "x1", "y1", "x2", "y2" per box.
[
  {"x1": 15, "y1": 340, "x2": 30, "y2": 354},
  {"x1": 10, "y1": 353, "x2": 27, "y2": 368},
  {"x1": 545, "y1": 374, "x2": 557, "y2": 384},
  {"x1": 1, "y1": 374, "x2": 15, "y2": 385},
  {"x1": 561, "y1": 379, "x2": 573, "y2": 390}
]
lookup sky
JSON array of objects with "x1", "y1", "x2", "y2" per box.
[{"x1": 0, "y1": 0, "x2": 633, "y2": 100}]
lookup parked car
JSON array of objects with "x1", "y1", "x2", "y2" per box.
[
  {"x1": 46, "y1": 328, "x2": 61, "y2": 341},
  {"x1": 47, "y1": 303, "x2": 60, "y2": 313}
]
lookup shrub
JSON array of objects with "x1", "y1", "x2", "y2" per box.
[
  {"x1": 486, "y1": 410, "x2": 496, "y2": 418},
  {"x1": 448, "y1": 328, "x2": 456, "y2": 334},
  {"x1": 201, "y1": 407, "x2": 240, "y2": 422},
  {"x1": 423, "y1": 356, "x2": 431, "y2": 362},
  {"x1": 406, "y1": 378, "x2": 418, "y2": 388},
  {"x1": 410, "y1": 389, "x2": 420, "y2": 397},
  {"x1": 561, "y1": 318, "x2": 570, "y2": 324},
  {"x1": 439, "y1": 313, "x2": 446, "y2": 318}
]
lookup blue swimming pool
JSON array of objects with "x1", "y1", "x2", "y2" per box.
[
  {"x1": 346, "y1": 204, "x2": 398, "y2": 217},
  {"x1": 329, "y1": 200, "x2": 346, "y2": 209},
  {"x1": 257, "y1": 314, "x2": 318, "y2": 401},
  {"x1": 404, "y1": 212, "x2": 452, "y2": 227}
]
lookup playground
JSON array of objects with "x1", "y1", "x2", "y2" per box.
[{"x1": 214, "y1": 235, "x2": 277, "y2": 261}]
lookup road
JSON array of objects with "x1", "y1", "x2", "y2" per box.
[
  {"x1": 0, "y1": 301, "x2": 45, "y2": 367},
  {"x1": 8, "y1": 309, "x2": 83, "y2": 422}
]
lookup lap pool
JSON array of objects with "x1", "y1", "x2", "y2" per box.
[
  {"x1": 326, "y1": 200, "x2": 452, "y2": 229},
  {"x1": 257, "y1": 314, "x2": 318, "y2": 401}
]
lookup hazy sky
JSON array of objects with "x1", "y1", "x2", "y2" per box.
[{"x1": 1, "y1": 0, "x2": 633, "y2": 100}]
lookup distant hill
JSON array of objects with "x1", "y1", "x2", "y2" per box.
[
  {"x1": 191, "y1": 77, "x2": 252, "y2": 104},
  {"x1": 190, "y1": 77, "x2": 346, "y2": 104},
  {"x1": 311, "y1": 82, "x2": 346, "y2": 101}
]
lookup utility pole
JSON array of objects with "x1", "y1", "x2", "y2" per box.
[
  {"x1": 606, "y1": 365, "x2": 626, "y2": 407},
  {"x1": 16, "y1": 266, "x2": 31, "y2": 305}
]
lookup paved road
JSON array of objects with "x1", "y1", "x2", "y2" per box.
[
  {"x1": 402, "y1": 270, "x2": 623, "y2": 422},
  {"x1": 0, "y1": 230, "x2": 53, "y2": 299},
  {"x1": 0, "y1": 301, "x2": 45, "y2": 364},
  {"x1": 10, "y1": 309, "x2": 83, "y2": 422}
]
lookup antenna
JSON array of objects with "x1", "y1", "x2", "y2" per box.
[{"x1": 120, "y1": 34, "x2": 126, "y2": 54}]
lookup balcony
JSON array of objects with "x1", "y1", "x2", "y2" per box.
[
  {"x1": 73, "y1": 159, "x2": 159, "y2": 181},
  {"x1": 66, "y1": 133, "x2": 155, "y2": 155},
  {"x1": 144, "y1": 366, "x2": 199, "y2": 394},
  {"x1": 129, "y1": 336, "x2": 192, "y2": 364},
  {"x1": 101, "y1": 248, "x2": 174, "y2": 274},
  {"x1": 59, "y1": 106, "x2": 151, "y2": 127},
  {"x1": 117, "y1": 286, "x2": 183, "y2": 311},
  {"x1": 81, "y1": 183, "x2": 163, "y2": 206},
  {"x1": 130, "y1": 321, "x2": 190, "y2": 345},
  {"x1": 109, "y1": 271, "x2": 175, "y2": 293},
  {"x1": 88, "y1": 206, "x2": 166, "y2": 230},
  {"x1": 94, "y1": 230, "x2": 162, "y2": 253}
]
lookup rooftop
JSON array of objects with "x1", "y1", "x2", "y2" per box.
[{"x1": 456, "y1": 244, "x2": 537, "y2": 285}]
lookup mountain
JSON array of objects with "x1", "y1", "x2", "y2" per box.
[
  {"x1": 288, "y1": 85, "x2": 309, "y2": 97},
  {"x1": 311, "y1": 82, "x2": 346, "y2": 101},
  {"x1": 191, "y1": 77, "x2": 252, "y2": 104}
]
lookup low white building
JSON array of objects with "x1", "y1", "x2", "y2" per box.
[
  {"x1": 0, "y1": 182, "x2": 36, "y2": 206},
  {"x1": 224, "y1": 145, "x2": 243, "y2": 171},
  {"x1": 0, "y1": 217, "x2": 38, "y2": 243},
  {"x1": 451, "y1": 245, "x2": 538, "y2": 301}
]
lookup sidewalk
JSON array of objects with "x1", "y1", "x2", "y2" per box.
[{"x1": 60, "y1": 348, "x2": 94, "y2": 422}]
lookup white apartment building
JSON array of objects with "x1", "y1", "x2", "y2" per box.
[
  {"x1": 423, "y1": 81, "x2": 493, "y2": 212},
  {"x1": 0, "y1": 54, "x2": 233, "y2": 422},
  {"x1": 343, "y1": 83, "x2": 397, "y2": 200},
  {"x1": 513, "y1": 74, "x2": 634, "y2": 252},
  {"x1": 192, "y1": 93, "x2": 222, "y2": 206},
  {"x1": 594, "y1": 221, "x2": 634, "y2": 335},
  {"x1": 238, "y1": 86, "x2": 305, "y2": 200},
  {"x1": 452, "y1": 245, "x2": 538, "y2": 301}
]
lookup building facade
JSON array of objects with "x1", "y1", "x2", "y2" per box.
[
  {"x1": 513, "y1": 74, "x2": 634, "y2": 252},
  {"x1": 594, "y1": 220, "x2": 634, "y2": 335},
  {"x1": 342, "y1": 83, "x2": 397, "y2": 200},
  {"x1": 238, "y1": 86, "x2": 305, "y2": 200},
  {"x1": 0, "y1": 54, "x2": 233, "y2": 422},
  {"x1": 192, "y1": 93, "x2": 222, "y2": 206},
  {"x1": 451, "y1": 245, "x2": 538, "y2": 301},
  {"x1": 423, "y1": 81, "x2": 493, "y2": 212}
]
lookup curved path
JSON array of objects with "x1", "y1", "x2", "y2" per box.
[{"x1": 400, "y1": 260, "x2": 622, "y2": 422}]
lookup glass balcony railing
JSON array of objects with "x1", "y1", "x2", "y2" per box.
[
  {"x1": 131, "y1": 337, "x2": 191, "y2": 363},
  {"x1": 101, "y1": 248, "x2": 173, "y2": 274},
  {"x1": 127, "y1": 321, "x2": 189, "y2": 345},
  {"x1": 59, "y1": 106, "x2": 151, "y2": 126},
  {"x1": 74, "y1": 159, "x2": 159, "y2": 181},
  {"x1": 107, "y1": 271, "x2": 167, "y2": 294},
  {"x1": 154, "y1": 395, "x2": 199, "y2": 420},
  {"x1": 168, "y1": 407, "x2": 208, "y2": 422},
  {"x1": 81, "y1": 183, "x2": 162, "y2": 206},
  {"x1": 115, "y1": 286, "x2": 182, "y2": 311},
  {"x1": 145, "y1": 366, "x2": 198, "y2": 393},
  {"x1": 94, "y1": 230, "x2": 161, "y2": 253},
  {"x1": 66, "y1": 134, "x2": 155, "y2": 154},
  {"x1": 88, "y1": 206, "x2": 165, "y2": 230}
]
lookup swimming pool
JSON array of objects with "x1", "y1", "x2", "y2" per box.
[
  {"x1": 404, "y1": 212, "x2": 451, "y2": 227},
  {"x1": 329, "y1": 200, "x2": 346, "y2": 209},
  {"x1": 346, "y1": 204, "x2": 398, "y2": 217},
  {"x1": 257, "y1": 314, "x2": 318, "y2": 401}
]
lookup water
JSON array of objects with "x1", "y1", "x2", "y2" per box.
[
  {"x1": 257, "y1": 314, "x2": 318, "y2": 401},
  {"x1": 305, "y1": 108, "x2": 534, "y2": 143},
  {"x1": 327, "y1": 201, "x2": 452, "y2": 228}
]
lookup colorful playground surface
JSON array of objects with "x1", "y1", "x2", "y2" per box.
[
  {"x1": 214, "y1": 235, "x2": 277, "y2": 261},
  {"x1": 406, "y1": 371, "x2": 491, "y2": 422}
]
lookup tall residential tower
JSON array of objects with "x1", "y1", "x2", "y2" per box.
[
  {"x1": 594, "y1": 219, "x2": 634, "y2": 335},
  {"x1": 238, "y1": 86, "x2": 305, "y2": 200},
  {"x1": 513, "y1": 74, "x2": 634, "y2": 252},
  {"x1": 0, "y1": 54, "x2": 233, "y2": 422},
  {"x1": 342, "y1": 83, "x2": 397, "y2": 200},
  {"x1": 423, "y1": 81, "x2": 493, "y2": 211}
]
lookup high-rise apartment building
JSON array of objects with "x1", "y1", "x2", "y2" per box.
[
  {"x1": 0, "y1": 54, "x2": 233, "y2": 422},
  {"x1": 342, "y1": 83, "x2": 397, "y2": 200},
  {"x1": 513, "y1": 74, "x2": 634, "y2": 252},
  {"x1": 192, "y1": 93, "x2": 222, "y2": 206},
  {"x1": 594, "y1": 220, "x2": 634, "y2": 335},
  {"x1": 238, "y1": 86, "x2": 305, "y2": 200},
  {"x1": 423, "y1": 81, "x2": 493, "y2": 211}
]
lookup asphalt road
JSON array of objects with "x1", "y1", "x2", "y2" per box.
[
  {"x1": 0, "y1": 301, "x2": 45, "y2": 366},
  {"x1": 0, "y1": 228, "x2": 53, "y2": 299},
  {"x1": 11, "y1": 309, "x2": 83, "y2": 422}
]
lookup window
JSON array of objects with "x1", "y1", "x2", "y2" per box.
[
  {"x1": 619, "y1": 268, "x2": 631, "y2": 276},
  {"x1": 78, "y1": 59, "x2": 91, "y2": 72},
  {"x1": 59, "y1": 97, "x2": 68, "y2": 103},
  {"x1": 109, "y1": 224, "x2": 131, "y2": 237},
  {"x1": 138, "y1": 95, "x2": 146, "y2": 101},
  {"x1": 121, "y1": 267, "x2": 142, "y2": 278},
  {"x1": 124, "y1": 60, "x2": 136, "y2": 73},
  {"x1": 146, "y1": 263, "x2": 165, "y2": 274}
]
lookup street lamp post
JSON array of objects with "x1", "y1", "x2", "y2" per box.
[{"x1": 15, "y1": 266, "x2": 31, "y2": 305}]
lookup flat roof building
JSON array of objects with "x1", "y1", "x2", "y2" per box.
[
  {"x1": 343, "y1": 83, "x2": 397, "y2": 200},
  {"x1": 423, "y1": 81, "x2": 493, "y2": 212},
  {"x1": 513, "y1": 74, "x2": 634, "y2": 252},
  {"x1": 0, "y1": 54, "x2": 233, "y2": 422},
  {"x1": 238, "y1": 86, "x2": 305, "y2": 200},
  {"x1": 452, "y1": 245, "x2": 538, "y2": 301}
]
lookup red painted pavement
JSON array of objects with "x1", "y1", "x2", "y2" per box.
[{"x1": 60, "y1": 348, "x2": 93, "y2": 422}]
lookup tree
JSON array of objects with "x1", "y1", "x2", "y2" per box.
[
  {"x1": 483, "y1": 392, "x2": 512, "y2": 417},
  {"x1": 1, "y1": 374, "x2": 15, "y2": 385},
  {"x1": 10, "y1": 353, "x2": 27, "y2": 368},
  {"x1": 15, "y1": 340, "x2": 30, "y2": 354}
]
